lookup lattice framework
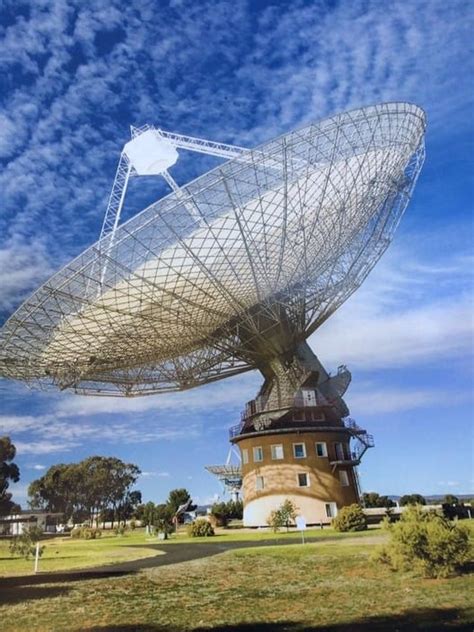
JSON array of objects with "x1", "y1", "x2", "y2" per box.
[{"x1": 0, "y1": 103, "x2": 425, "y2": 396}]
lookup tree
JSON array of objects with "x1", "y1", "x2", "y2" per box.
[
  {"x1": 332, "y1": 504, "x2": 367, "y2": 532},
  {"x1": 28, "y1": 456, "x2": 141, "y2": 526},
  {"x1": 28, "y1": 462, "x2": 85, "y2": 520},
  {"x1": 400, "y1": 494, "x2": 426, "y2": 506},
  {"x1": 9, "y1": 525, "x2": 44, "y2": 560},
  {"x1": 443, "y1": 494, "x2": 459, "y2": 506},
  {"x1": 226, "y1": 499, "x2": 243, "y2": 519},
  {"x1": 167, "y1": 488, "x2": 192, "y2": 515},
  {"x1": 211, "y1": 499, "x2": 244, "y2": 526},
  {"x1": 119, "y1": 490, "x2": 142, "y2": 523},
  {"x1": 136, "y1": 501, "x2": 157, "y2": 527},
  {"x1": 375, "y1": 506, "x2": 470, "y2": 578},
  {"x1": 0, "y1": 436, "x2": 20, "y2": 516},
  {"x1": 361, "y1": 492, "x2": 395, "y2": 508},
  {"x1": 267, "y1": 499, "x2": 298, "y2": 532}
]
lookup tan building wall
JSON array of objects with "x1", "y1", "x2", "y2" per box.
[{"x1": 235, "y1": 430, "x2": 358, "y2": 526}]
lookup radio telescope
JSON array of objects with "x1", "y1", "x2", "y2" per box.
[{"x1": 0, "y1": 102, "x2": 425, "y2": 525}]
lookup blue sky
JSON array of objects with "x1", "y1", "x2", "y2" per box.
[{"x1": 0, "y1": 0, "x2": 473, "y2": 507}]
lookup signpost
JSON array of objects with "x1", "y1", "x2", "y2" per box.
[
  {"x1": 34, "y1": 542, "x2": 40, "y2": 573},
  {"x1": 295, "y1": 515, "x2": 307, "y2": 544}
]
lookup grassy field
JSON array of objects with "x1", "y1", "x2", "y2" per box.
[
  {"x1": 0, "y1": 531, "x2": 163, "y2": 575},
  {"x1": 0, "y1": 526, "x2": 472, "y2": 631},
  {"x1": 0, "y1": 526, "x2": 376, "y2": 575}
]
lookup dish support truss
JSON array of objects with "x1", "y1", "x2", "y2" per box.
[{"x1": 0, "y1": 103, "x2": 426, "y2": 396}]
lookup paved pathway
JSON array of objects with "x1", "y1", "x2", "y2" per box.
[{"x1": 0, "y1": 533, "x2": 384, "y2": 591}]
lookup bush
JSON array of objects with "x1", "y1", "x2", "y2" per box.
[
  {"x1": 114, "y1": 524, "x2": 128, "y2": 537},
  {"x1": 155, "y1": 517, "x2": 174, "y2": 535},
  {"x1": 332, "y1": 504, "x2": 367, "y2": 532},
  {"x1": 187, "y1": 519, "x2": 214, "y2": 537},
  {"x1": 374, "y1": 505, "x2": 470, "y2": 578},
  {"x1": 129, "y1": 519, "x2": 137, "y2": 530},
  {"x1": 208, "y1": 513, "x2": 227, "y2": 528},
  {"x1": 210, "y1": 499, "x2": 244, "y2": 526},
  {"x1": 267, "y1": 499, "x2": 298, "y2": 532},
  {"x1": 400, "y1": 494, "x2": 426, "y2": 506},
  {"x1": 9, "y1": 526, "x2": 45, "y2": 560},
  {"x1": 70, "y1": 526, "x2": 102, "y2": 539}
]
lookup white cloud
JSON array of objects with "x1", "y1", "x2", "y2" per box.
[
  {"x1": 0, "y1": 238, "x2": 53, "y2": 312},
  {"x1": 348, "y1": 388, "x2": 461, "y2": 416},
  {"x1": 53, "y1": 371, "x2": 259, "y2": 418},
  {"x1": 14, "y1": 439, "x2": 79, "y2": 455},
  {"x1": 141, "y1": 471, "x2": 170, "y2": 478},
  {"x1": 1, "y1": 409, "x2": 203, "y2": 455},
  {"x1": 27, "y1": 464, "x2": 47, "y2": 470},
  {"x1": 0, "y1": 415, "x2": 48, "y2": 434},
  {"x1": 311, "y1": 247, "x2": 474, "y2": 371}
]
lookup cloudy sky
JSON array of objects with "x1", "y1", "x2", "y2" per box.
[{"x1": 1, "y1": 0, "x2": 473, "y2": 506}]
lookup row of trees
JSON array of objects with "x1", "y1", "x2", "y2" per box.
[
  {"x1": 362, "y1": 492, "x2": 428, "y2": 507},
  {"x1": 361, "y1": 492, "x2": 471, "y2": 508},
  {"x1": 136, "y1": 495, "x2": 243, "y2": 531},
  {"x1": 28, "y1": 456, "x2": 142, "y2": 527},
  {"x1": 135, "y1": 488, "x2": 195, "y2": 531}
]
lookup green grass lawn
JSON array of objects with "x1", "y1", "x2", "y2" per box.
[
  {"x1": 0, "y1": 525, "x2": 379, "y2": 576},
  {"x1": 0, "y1": 526, "x2": 472, "y2": 631},
  {"x1": 168, "y1": 524, "x2": 381, "y2": 543},
  {"x1": 0, "y1": 531, "x2": 163, "y2": 576}
]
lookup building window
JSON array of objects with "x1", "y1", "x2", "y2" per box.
[
  {"x1": 302, "y1": 388, "x2": 317, "y2": 406},
  {"x1": 297, "y1": 472, "x2": 309, "y2": 487},
  {"x1": 241, "y1": 448, "x2": 249, "y2": 465},
  {"x1": 315, "y1": 442, "x2": 327, "y2": 457},
  {"x1": 255, "y1": 475, "x2": 264, "y2": 491},
  {"x1": 334, "y1": 442, "x2": 345, "y2": 460},
  {"x1": 271, "y1": 444, "x2": 284, "y2": 460},
  {"x1": 311, "y1": 410, "x2": 325, "y2": 422},
  {"x1": 339, "y1": 470, "x2": 350, "y2": 486},
  {"x1": 293, "y1": 409, "x2": 304, "y2": 421},
  {"x1": 253, "y1": 446, "x2": 263, "y2": 462},
  {"x1": 293, "y1": 442, "x2": 306, "y2": 458},
  {"x1": 325, "y1": 502, "x2": 337, "y2": 518}
]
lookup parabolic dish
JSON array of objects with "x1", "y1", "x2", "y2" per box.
[{"x1": 0, "y1": 102, "x2": 426, "y2": 396}]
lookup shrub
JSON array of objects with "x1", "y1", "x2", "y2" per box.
[
  {"x1": 155, "y1": 517, "x2": 174, "y2": 535},
  {"x1": 267, "y1": 499, "x2": 298, "y2": 532},
  {"x1": 187, "y1": 519, "x2": 214, "y2": 537},
  {"x1": 400, "y1": 494, "x2": 426, "y2": 506},
  {"x1": 129, "y1": 519, "x2": 137, "y2": 530},
  {"x1": 374, "y1": 505, "x2": 470, "y2": 578},
  {"x1": 114, "y1": 524, "x2": 128, "y2": 537},
  {"x1": 210, "y1": 499, "x2": 244, "y2": 526},
  {"x1": 70, "y1": 526, "x2": 102, "y2": 539},
  {"x1": 208, "y1": 513, "x2": 226, "y2": 528},
  {"x1": 9, "y1": 526, "x2": 45, "y2": 560},
  {"x1": 332, "y1": 504, "x2": 367, "y2": 532}
]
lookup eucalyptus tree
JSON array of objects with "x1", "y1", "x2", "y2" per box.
[
  {"x1": 0, "y1": 436, "x2": 20, "y2": 515},
  {"x1": 28, "y1": 456, "x2": 141, "y2": 526}
]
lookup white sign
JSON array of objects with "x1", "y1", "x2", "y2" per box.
[{"x1": 295, "y1": 515, "x2": 307, "y2": 531}]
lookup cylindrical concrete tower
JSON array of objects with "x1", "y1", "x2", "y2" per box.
[{"x1": 229, "y1": 342, "x2": 374, "y2": 527}]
